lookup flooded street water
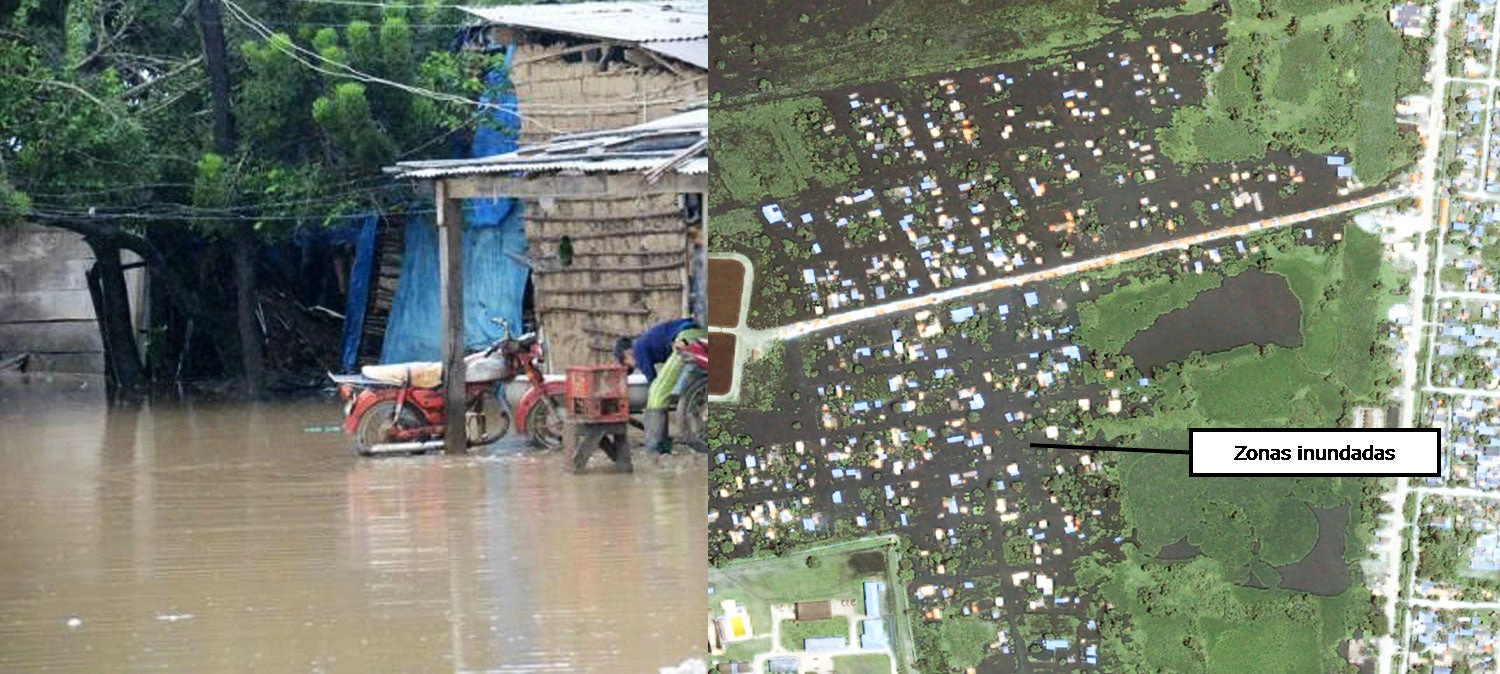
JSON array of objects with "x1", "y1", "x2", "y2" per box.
[{"x1": 0, "y1": 376, "x2": 705, "y2": 673}]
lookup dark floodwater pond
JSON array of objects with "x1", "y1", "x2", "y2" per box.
[
  {"x1": 0, "y1": 375, "x2": 705, "y2": 673},
  {"x1": 709, "y1": 333, "x2": 736, "y2": 395},
  {"x1": 1275, "y1": 504, "x2": 1353, "y2": 597},
  {"x1": 1122, "y1": 269, "x2": 1303, "y2": 375}
]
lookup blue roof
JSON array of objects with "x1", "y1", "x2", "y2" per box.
[
  {"x1": 860, "y1": 618, "x2": 890, "y2": 650},
  {"x1": 805, "y1": 636, "x2": 847, "y2": 652},
  {"x1": 864, "y1": 581, "x2": 886, "y2": 616}
]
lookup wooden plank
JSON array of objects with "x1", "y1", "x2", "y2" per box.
[{"x1": 437, "y1": 184, "x2": 467, "y2": 455}]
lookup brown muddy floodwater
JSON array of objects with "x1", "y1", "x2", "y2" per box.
[
  {"x1": 0, "y1": 375, "x2": 705, "y2": 673},
  {"x1": 706, "y1": 259, "x2": 744, "y2": 328},
  {"x1": 708, "y1": 334, "x2": 735, "y2": 396}
]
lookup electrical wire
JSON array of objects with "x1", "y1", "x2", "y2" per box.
[{"x1": 225, "y1": 0, "x2": 697, "y2": 113}]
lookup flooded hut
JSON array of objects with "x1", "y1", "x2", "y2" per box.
[{"x1": 389, "y1": 109, "x2": 706, "y2": 452}]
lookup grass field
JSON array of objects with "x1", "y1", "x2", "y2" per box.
[
  {"x1": 713, "y1": 0, "x2": 1126, "y2": 100},
  {"x1": 912, "y1": 616, "x2": 996, "y2": 672},
  {"x1": 781, "y1": 617, "x2": 853, "y2": 648},
  {"x1": 721, "y1": 637, "x2": 773, "y2": 663},
  {"x1": 710, "y1": 538, "x2": 894, "y2": 641},
  {"x1": 1158, "y1": 0, "x2": 1425, "y2": 183},
  {"x1": 833, "y1": 653, "x2": 894, "y2": 674},
  {"x1": 711, "y1": 97, "x2": 858, "y2": 206},
  {"x1": 1079, "y1": 225, "x2": 1396, "y2": 432}
]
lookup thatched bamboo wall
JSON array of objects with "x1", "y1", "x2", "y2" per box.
[
  {"x1": 493, "y1": 31, "x2": 706, "y2": 144},
  {"x1": 527, "y1": 193, "x2": 690, "y2": 372}
]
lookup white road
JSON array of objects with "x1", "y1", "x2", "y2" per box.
[
  {"x1": 773, "y1": 190, "x2": 1408, "y2": 342},
  {"x1": 1383, "y1": 0, "x2": 1460, "y2": 671}
]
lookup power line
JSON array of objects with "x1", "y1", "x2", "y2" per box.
[
  {"x1": 24, "y1": 181, "x2": 407, "y2": 211},
  {"x1": 8, "y1": 205, "x2": 434, "y2": 222},
  {"x1": 225, "y1": 0, "x2": 696, "y2": 114}
]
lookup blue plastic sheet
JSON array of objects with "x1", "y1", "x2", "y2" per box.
[
  {"x1": 338, "y1": 214, "x2": 380, "y2": 372},
  {"x1": 378, "y1": 206, "x2": 530, "y2": 363}
]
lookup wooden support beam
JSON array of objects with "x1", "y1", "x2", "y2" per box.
[
  {"x1": 437, "y1": 181, "x2": 466, "y2": 455},
  {"x1": 443, "y1": 172, "x2": 706, "y2": 199}
]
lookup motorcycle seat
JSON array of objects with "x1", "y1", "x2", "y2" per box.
[{"x1": 361, "y1": 362, "x2": 443, "y2": 388}]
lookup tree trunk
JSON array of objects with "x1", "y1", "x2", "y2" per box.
[
  {"x1": 199, "y1": 0, "x2": 260, "y2": 396},
  {"x1": 85, "y1": 238, "x2": 146, "y2": 394},
  {"x1": 233, "y1": 223, "x2": 264, "y2": 397}
]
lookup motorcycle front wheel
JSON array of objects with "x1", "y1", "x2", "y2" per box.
[{"x1": 465, "y1": 390, "x2": 511, "y2": 447}]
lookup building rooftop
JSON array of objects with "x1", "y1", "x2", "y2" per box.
[
  {"x1": 389, "y1": 107, "x2": 706, "y2": 181},
  {"x1": 459, "y1": 2, "x2": 707, "y2": 68}
]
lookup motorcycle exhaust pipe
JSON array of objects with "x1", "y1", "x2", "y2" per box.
[{"x1": 366, "y1": 440, "x2": 445, "y2": 455}]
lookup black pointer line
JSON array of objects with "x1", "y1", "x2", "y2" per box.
[{"x1": 1028, "y1": 442, "x2": 1188, "y2": 456}]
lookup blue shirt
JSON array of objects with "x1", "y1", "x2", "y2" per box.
[{"x1": 634, "y1": 318, "x2": 696, "y2": 381}]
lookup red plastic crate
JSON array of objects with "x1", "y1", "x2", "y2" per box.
[{"x1": 565, "y1": 364, "x2": 630, "y2": 422}]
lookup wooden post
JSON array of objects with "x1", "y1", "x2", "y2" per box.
[{"x1": 437, "y1": 181, "x2": 466, "y2": 454}]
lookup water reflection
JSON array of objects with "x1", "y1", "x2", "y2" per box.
[{"x1": 0, "y1": 376, "x2": 705, "y2": 672}]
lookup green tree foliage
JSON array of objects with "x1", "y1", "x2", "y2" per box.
[{"x1": 1, "y1": 0, "x2": 511, "y2": 386}]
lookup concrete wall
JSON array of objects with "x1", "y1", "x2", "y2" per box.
[{"x1": 0, "y1": 224, "x2": 145, "y2": 373}]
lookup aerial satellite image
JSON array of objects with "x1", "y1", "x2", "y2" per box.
[{"x1": 706, "y1": 0, "x2": 1497, "y2": 672}]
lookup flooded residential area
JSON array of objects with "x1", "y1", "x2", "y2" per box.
[{"x1": 0, "y1": 377, "x2": 705, "y2": 672}]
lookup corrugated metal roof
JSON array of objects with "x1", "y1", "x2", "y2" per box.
[
  {"x1": 641, "y1": 37, "x2": 706, "y2": 69},
  {"x1": 676, "y1": 157, "x2": 707, "y2": 175},
  {"x1": 396, "y1": 157, "x2": 680, "y2": 180},
  {"x1": 459, "y1": 2, "x2": 706, "y2": 44},
  {"x1": 390, "y1": 107, "x2": 706, "y2": 181}
]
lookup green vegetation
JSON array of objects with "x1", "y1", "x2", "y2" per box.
[
  {"x1": 1083, "y1": 551, "x2": 1372, "y2": 673},
  {"x1": 1073, "y1": 225, "x2": 1397, "y2": 670},
  {"x1": 1158, "y1": 0, "x2": 1425, "y2": 183},
  {"x1": 711, "y1": 97, "x2": 858, "y2": 205},
  {"x1": 735, "y1": 341, "x2": 788, "y2": 412},
  {"x1": 710, "y1": 538, "x2": 893, "y2": 639},
  {"x1": 714, "y1": 0, "x2": 1129, "y2": 99},
  {"x1": 711, "y1": 208, "x2": 806, "y2": 327},
  {"x1": 721, "y1": 637, "x2": 773, "y2": 663},
  {"x1": 1081, "y1": 226, "x2": 1398, "y2": 431},
  {"x1": 913, "y1": 616, "x2": 995, "y2": 672},
  {"x1": 831, "y1": 653, "x2": 894, "y2": 674},
  {"x1": 781, "y1": 618, "x2": 852, "y2": 647},
  {"x1": 1074, "y1": 271, "x2": 1225, "y2": 355},
  {"x1": 1418, "y1": 499, "x2": 1482, "y2": 581}
]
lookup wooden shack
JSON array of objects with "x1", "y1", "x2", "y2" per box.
[
  {"x1": 458, "y1": 2, "x2": 706, "y2": 143},
  {"x1": 370, "y1": 1, "x2": 707, "y2": 371},
  {"x1": 389, "y1": 110, "x2": 706, "y2": 452}
]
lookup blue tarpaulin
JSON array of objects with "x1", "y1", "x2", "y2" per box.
[
  {"x1": 379, "y1": 207, "x2": 530, "y2": 363},
  {"x1": 378, "y1": 45, "x2": 528, "y2": 364},
  {"x1": 338, "y1": 214, "x2": 380, "y2": 371}
]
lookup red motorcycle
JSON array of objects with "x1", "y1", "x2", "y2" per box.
[{"x1": 330, "y1": 320, "x2": 565, "y2": 456}]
